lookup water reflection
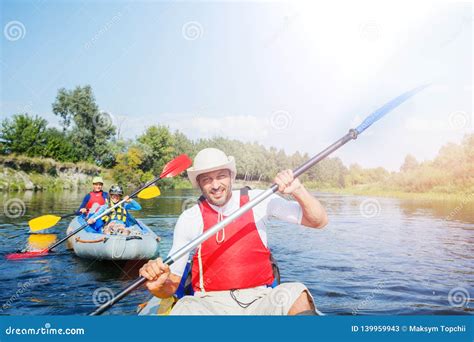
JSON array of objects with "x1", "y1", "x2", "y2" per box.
[
  {"x1": 26, "y1": 234, "x2": 57, "y2": 252},
  {"x1": 0, "y1": 189, "x2": 472, "y2": 315}
]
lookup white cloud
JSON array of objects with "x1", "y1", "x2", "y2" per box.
[
  {"x1": 119, "y1": 113, "x2": 271, "y2": 143},
  {"x1": 167, "y1": 114, "x2": 270, "y2": 142}
]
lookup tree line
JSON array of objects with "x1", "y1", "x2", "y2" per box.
[{"x1": 1, "y1": 85, "x2": 472, "y2": 194}]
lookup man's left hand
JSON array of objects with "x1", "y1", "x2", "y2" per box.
[{"x1": 274, "y1": 169, "x2": 302, "y2": 195}]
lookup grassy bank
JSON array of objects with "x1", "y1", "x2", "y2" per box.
[
  {"x1": 0, "y1": 154, "x2": 191, "y2": 191},
  {"x1": 0, "y1": 155, "x2": 102, "y2": 191},
  {"x1": 315, "y1": 186, "x2": 474, "y2": 203},
  {"x1": 2, "y1": 154, "x2": 472, "y2": 203},
  {"x1": 234, "y1": 180, "x2": 474, "y2": 203}
]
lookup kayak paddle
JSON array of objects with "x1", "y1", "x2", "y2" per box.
[
  {"x1": 29, "y1": 212, "x2": 78, "y2": 232},
  {"x1": 6, "y1": 154, "x2": 192, "y2": 261},
  {"x1": 90, "y1": 84, "x2": 429, "y2": 315}
]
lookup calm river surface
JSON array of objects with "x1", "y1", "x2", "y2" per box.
[{"x1": 0, "y1": 189, "x2": 472, "y2": 315}]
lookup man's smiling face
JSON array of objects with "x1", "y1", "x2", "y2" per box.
[{"x1": 197, "y1": 169, "x2": 232, "y2": 206}]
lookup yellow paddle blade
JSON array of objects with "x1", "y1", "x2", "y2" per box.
[
  {"x1": 28, "y1": 234, "x2": 57, "y2": 250},
  {"x1": 28, "y1": 215, "x2": 62, "y2": 232},
  {"x1": 137, "y1": 185, "x2": 161, "y2": 199}
]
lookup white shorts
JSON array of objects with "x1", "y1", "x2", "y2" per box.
[{"x1": 170, "y1": 282, "x2": 314, "y2": 315}]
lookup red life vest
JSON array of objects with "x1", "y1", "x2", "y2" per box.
[
  {"x1": 191, "y1": 187, "x2": 274, "y2": 292},
  {"x1": 86, "y1": 191, "x2": 106, "y2": 210}
]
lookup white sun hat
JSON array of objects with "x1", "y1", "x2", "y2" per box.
[{"x1": 187, "y1": 148, "x2": 236, "y2": 188}]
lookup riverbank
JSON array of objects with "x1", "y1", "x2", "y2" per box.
[
  {"x1": 0, "y1": 155, "x2": 103, "y2": 191},
  {"x1": 317, "y1": 186, "x2": 474, "y2": 203},
  {"x1": 233, "y1": 180, "x2": 474, "y2": 203},
  {"x1": 2, "y1": 155, "x2": 472, "y2": 203},
  {"x1": 0, "y1": 155, "x2": 192, "y2": 191}
]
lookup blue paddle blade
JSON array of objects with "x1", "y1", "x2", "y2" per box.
[{"x1": 355, "y1": 84, "x2": 430, "y2": 135}]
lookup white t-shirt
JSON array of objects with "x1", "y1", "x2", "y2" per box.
[{"x1": 168, "y1": 189, "x2": 303, "y2": 276}]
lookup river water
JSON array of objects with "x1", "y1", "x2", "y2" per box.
[{"x1": 0, "y1": 189, "x2": 472, "y2": 315}]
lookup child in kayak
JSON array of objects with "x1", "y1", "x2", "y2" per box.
[{"x1": 87, "y1": 185, "x2": 142, "y2": 236}]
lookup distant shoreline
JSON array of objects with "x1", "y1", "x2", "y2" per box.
[
  {"x1": 2, "y1": 166, "x2": 472, "y2": 204},
  {"x1": 233, "y1": 180, "x2": 474, "y2": 203}
]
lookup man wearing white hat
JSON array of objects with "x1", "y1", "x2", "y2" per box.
[{"x1": 140, "y1": 148, "x2": 328, "y2": 315}]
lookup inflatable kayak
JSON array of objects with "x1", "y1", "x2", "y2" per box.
[{"x1": 66, "y1": 216, "x2": 160, "y2": 261}]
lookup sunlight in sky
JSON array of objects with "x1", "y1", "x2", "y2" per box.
[{"x1": 1, "y1": 0, "x2": 471, "y2": 170}]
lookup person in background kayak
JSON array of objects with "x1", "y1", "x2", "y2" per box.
[
  {"x1": 139, "y1": 148, "x2": 328, "y2": 315},
  {"x1": 87, "y1": 185, "x2": 142, "y2": 236},
  {"x1": 77, "y1": 176, "x2": 108, "y2": 215}
]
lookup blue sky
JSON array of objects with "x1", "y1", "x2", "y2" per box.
[{"x1": 1, "y1": 1, "x2": 472, "y2": 170}]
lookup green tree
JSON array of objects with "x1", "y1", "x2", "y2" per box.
[
  {"x1": 0, "y1": 114, "x2": 48, "y2": 156},
  {"x1": 41, "y1": 128, "x2": 78, "y2": 162},
  {"x1": 308, "y1": 157, "x2": 347, "y2": 187},
  {"x1": 112, "y1": 146, "x2": 147, "y2": 187},
  {"x1": 52, "y1": 85, "x2": 116, "y2": 165},
  {"x1": 173, "y1": 130, "x2": 194, "y2": 157},
  {"x1": 400, "y1": 154, "x2": 419, "y2": 172},
  {"x1": 462, "y1": 134, "x2": 474, "y2": 164},
  {"x1": 138, "y1": 125, "x2": 175, "y2": 174}
]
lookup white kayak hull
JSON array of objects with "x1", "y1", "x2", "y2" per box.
[{"x1": 67, "y1": 217, "x2": 160, "y2": 261}]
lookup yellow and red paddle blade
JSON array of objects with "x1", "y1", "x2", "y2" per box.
[
  {"x1": 28, "y1": 215, "x2": 62, "y2": 232},
  {"x1": 137, "y1": 185, "x2": 161, "y2": 199},
  {"x1": 6, "y1": 234, "x2": 57, "y2": 260},
  {"x1": 6, "y1": 249, "x2": 49, "y2": 260},
  {"x1": 160, "y1": 154, "x2": 192, "y2": 178}
]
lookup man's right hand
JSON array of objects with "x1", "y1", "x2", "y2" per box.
[
  {"x1": 139, "y1": 258, "x2": 171, "y2": 293},
  {"x1": 79, "y1": 208, "x2": 87, "y2": 214}
]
